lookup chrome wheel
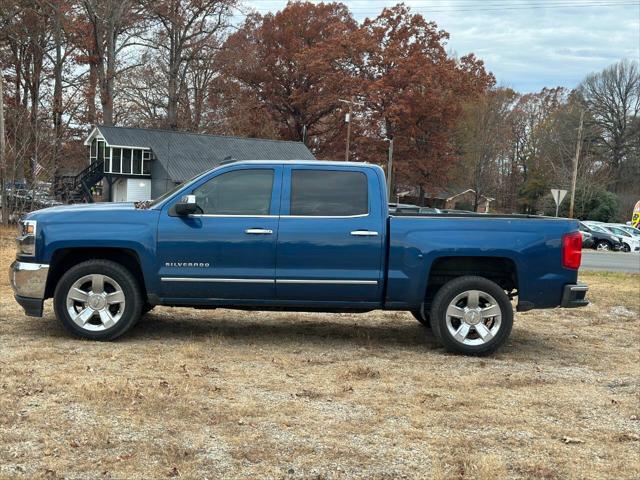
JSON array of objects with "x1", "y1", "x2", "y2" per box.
[
  {"x1": 445, "y1": 289, "x2": 502, "y2": 346},
  {"x1": 66, "y1": 274, "x2": 126, "y2": 331},
  {"x1": 596, "y1": 242, "x2": 610, "y2": 251}
]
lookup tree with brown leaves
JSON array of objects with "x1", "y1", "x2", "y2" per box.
[
  {"x1": 219, "y1": 1, "x2": 359, "y2": 155},
  {"x1": 355, "y1": 4, "x2": 494, "y2": 195}
]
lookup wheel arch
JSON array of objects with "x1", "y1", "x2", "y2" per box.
[
  {"x1": 422, "y1": 256, "x2": 519, "y2": 310},
  {"x1": 45, "y1": 247, "x2": 147, "y2": 299}
]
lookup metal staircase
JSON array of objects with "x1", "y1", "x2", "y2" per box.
[{"x1": 54, "y1": 160, "x2": 104, "y2": 203}]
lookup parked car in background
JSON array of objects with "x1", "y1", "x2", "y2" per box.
[
  {"x1": 608, "y1": 223, "x2": 640, "y2": 238},
  {"x1": 419, "y1": 207, "x2": 441, "y2": 214},
  {"x1": 579, "y1": 222, "x2": 623, "y2": 251},
  {"x1": 581, "y1": 231, "x2": 594, "y2": 249},
  {"x1": 439, "y1": 209, "x2": 476, "y2": 214},
  {"x1": 601, "y1": 225, "x2": 640, "y2": 252},
  {"x1": 388, "y1": 203, "x2": 420, "y2": 214}
]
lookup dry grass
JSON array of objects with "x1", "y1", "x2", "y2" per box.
[{"x1": 0, "y1": 226, "x2": 638, "y2": 479}]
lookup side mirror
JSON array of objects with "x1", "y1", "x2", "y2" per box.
[{"x1": 175, "y1": 195, "x2": 198, "y2": 215}]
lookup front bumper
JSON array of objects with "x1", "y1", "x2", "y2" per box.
[
  {"x1": 560, "y1": 283, "x2": 589, "y2": 308},
  {"x1": 9, "y1": 261, "x2": 49, "y2": 317}
]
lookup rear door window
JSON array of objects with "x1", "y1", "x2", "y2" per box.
[{"x1": 290, "y1": 170, "x2": 368, "y2": 216}]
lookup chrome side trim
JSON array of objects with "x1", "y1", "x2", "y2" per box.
[
  {"x1": 245, "y1": 228, "x2": 273, "y2": 234},
  {"x1": 276, "y1": 279, "x2": 378, "y2": 285},
  {"x1": 186, "y1": 213, "x2": 370, "y2": 219},
  {"x1": 350, "y1": 230, "x2": 379, "y2": 236},
  {"x1": 10, "y1": 261, "x2": 49, "y2": 298},
  {"x1": 161, "y1": 277, "x2": 274, "y2": 283},
  {"x1": 160, "y1": 277, "x2": 378, "y2": 285},
  {"x1": 282, "y1": 213, "x2": 369, "y2": 219},
  {"x1": 188, "y1": 214, "x2": 277, "y2": 218}
]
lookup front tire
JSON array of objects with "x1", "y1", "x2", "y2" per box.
[
  {"x1": 54, "y1": 259, "x2": 143, "y2": 341},
  {"x1": 595, "y1": 240, "x2": 611, "y2": 251},
  {"x1": 430, "y1": 276, "x2": 513, "y2": 355},
  {"x1": 621, "y1": 243, "x2": 631, "y2": 253}
]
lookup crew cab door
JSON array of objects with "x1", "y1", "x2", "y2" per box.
[
  {"x1": 275, "y1": 166, "x2": 385, "y2": 305},
  {"x1": 156, "y1": 165, "x2": 281, "y2": 300}
]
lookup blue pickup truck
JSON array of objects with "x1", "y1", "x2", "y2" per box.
[{"x1": 10, "y1": 161, "x2": 588, "y2": 355}]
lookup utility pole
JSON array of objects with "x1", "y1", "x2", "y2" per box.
[
  {"x1": 569, "y1": 109, "x2": 584, "y2": 218},
  {"x1": 339, "y1": 98, "x2": 364, "y2": 161},
  {"x1": 0, "y1": 70, "x2": 7, "y2": 226},
  {"x1": 386, "y1": 138, "x2": 394, "y2": 202}
]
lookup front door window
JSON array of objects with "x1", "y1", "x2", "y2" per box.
[{"x1": 193, "y1": 169, "x2": 274, "y2": 215}]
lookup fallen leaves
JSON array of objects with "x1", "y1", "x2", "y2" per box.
[
  {"x1": 617, "y1": 433, "x2": 640, "y2": 442},
  {"x1": 562, "y1": 436, "x2": 585, "y2": 445}
]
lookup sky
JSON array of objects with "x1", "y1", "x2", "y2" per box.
[{"x1": 241, "y1": 0, "x2": 640, "y2": 92}]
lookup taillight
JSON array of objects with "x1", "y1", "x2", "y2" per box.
[{"x1": 562, "y1": 231, "x2": 582, "y2": 269}]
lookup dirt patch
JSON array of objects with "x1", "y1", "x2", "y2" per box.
[{"x1": 0, "y1": 230, "x2": 639, "y2": 479}]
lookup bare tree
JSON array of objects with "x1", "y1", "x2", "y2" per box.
[
  {"x1": 138, "y1": 0, "x2": 235, "y2": 129},
  {"x1": 579, "y1": 59, "x2": 639, "y2": 192},
  {"x1": 0, "y1": 67, "x2": 7, "y2": 226},
  {"x1": 81, "y1": 0, "x2": 141, "y2": 125},
  {"x1": 457, "y1": 89, "x2": 517, "y2": 211}
]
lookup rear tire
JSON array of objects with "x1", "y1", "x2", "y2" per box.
[
  {"x1": 430, "y1": 276, "x2": 513, "y2": 355},
  {"x1": 53, "y1": 259, "x2": 143, "y2": 341},
  {"x1": 595, "y1": 240, "x2": 611, "y2": 251}
]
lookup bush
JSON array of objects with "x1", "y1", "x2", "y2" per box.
[{"x1": 542, "y1": 186, "x2": 618, "y2": 221}]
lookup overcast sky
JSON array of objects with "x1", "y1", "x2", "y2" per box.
[{"x1": 242, "y1": 0, "x2": 640, "y2": 92}]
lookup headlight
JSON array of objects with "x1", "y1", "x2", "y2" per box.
[{"x1": 17, "y1": 219, "x2": 37, "y2": 256}]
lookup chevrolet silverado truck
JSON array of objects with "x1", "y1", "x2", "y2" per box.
[{"x1": 10, "y1": 161, "x2": 588, "y2": 355}]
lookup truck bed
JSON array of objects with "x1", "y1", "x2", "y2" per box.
[{"x1": 385, "y1": 214, "x2": 580, "y2": 311}]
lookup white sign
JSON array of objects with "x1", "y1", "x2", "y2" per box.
[
  {"x1": 551, "y1": 188, "x2": 568, "y2": 217},
  {"x1": 551, "y1": 189, "x2": 567, "y2": 206}
]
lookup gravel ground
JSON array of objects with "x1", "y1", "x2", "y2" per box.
[{"x1": 0, "y1": 230, "x2": 638, "y2": 479}]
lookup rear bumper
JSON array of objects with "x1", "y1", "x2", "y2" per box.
[
  {"x1": 560, "y1": 283, "x2": 589, "y2": 308},
  {"x1": 9, "y1": 261, "x2": 49, "y2": 317}
]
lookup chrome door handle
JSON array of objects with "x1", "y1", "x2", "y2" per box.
[
  {"x1": 350, "y1": 230, "x2": 378, "y2": 236},
  {"x1": 245, "y1": 228, "x2": 273, "y2": 235}
]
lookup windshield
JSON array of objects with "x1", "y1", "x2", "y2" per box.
[
  {"x1": 607, "y1": 227, "x2": 629, "y2": 237},
  {"x1": 619, "y1": 225, "x2": 640, "y2": 236}
]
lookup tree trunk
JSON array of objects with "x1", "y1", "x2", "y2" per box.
[
  {"x1": 87, "y1": 62, "x2": 98, "y2": 125},
  {"x1": 52, "y1": 6, "x2": 63, "y2": 182},
  {"x1": 0, "y1": 71, "x2": 8, "y2": 226},
  {"x1": 167, "y1": 28, "x2": 180, "y2": 130},
  {"x1": 103, "y1": 8, "x2": 117, "y2": 126}
]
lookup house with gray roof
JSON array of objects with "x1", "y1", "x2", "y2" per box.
[{"x1": 62, "y1": 126, "x2": 316, "y2": 203}]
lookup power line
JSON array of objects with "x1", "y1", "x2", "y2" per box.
[{"x1": 240, "y1": 1, "x2": 637, "y2": 15}]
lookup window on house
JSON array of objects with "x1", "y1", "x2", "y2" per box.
[
  {"x1": 97, "y1": 141, "x2": 104, "y2": 162},
  {"x1": 122, "y1": 149, "x2": 132, "y2": 174},
  {"x1": 142, "y1": 157, "x2": 151, "y2": 175},
  {"x1": 104, "y1": 147, "x2": 111, "y2": 172},
  {"x1": 111, "y1": 148, "x2": 121, "y2": 173},
  {"x1": 290, "y1": 170, "x2": 368, "y2": 216},
  {"x1": 193, "y1": 169, "x2": 274, "y2": 215},
  {"x1": 133, "y1": 149, "x2": 142, "y2": 174},
  {"x1": 90, "y1": 138, "x2": 97, "y2": 158}
]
